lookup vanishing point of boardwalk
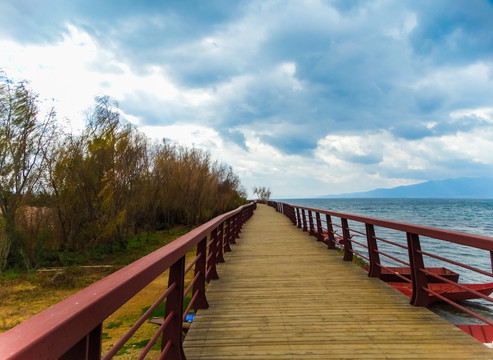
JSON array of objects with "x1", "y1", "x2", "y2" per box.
[{"x1": 183, "y1": 204, "x2": 493, "y2": 359}]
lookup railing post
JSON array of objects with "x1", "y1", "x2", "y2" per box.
[
  {"x1": 365, "y1": 223, "x2": 381, "y2": 278},
  {"x1": 308, "y1": 210, "x2": 315, "y2": 236},
  {"x1": 235, "y1": 214, "x2": 241, "y2": 238},
  {"x1": 316, "y1": 212, "x2": 323, "y2": 242},
  {"x1": 240, "y1": 208, "x2": 246, "y2": 225},
  {"x1": 230, "y1": 215, "x2": 236, "y2": 240},
  {"x1": 288, "y1": 205, "x2": 296, "y2": 225},
  {"x1": 282, "y1": 203, "x2": 288, "y2": 217},
  {"x1": 296, "y1": 208, "x2": 302, "y2": 228},
  {"x1": 231, "y1": 215, "x2": 238, "y2": 241},
  {"x1": 342, "y1": 218, "x2": 353, "y2": 261},
  {"x1": 231, "y1": 214, "x2": 237, "y2": 239},
  {"x1": 236, "y1": 211, "x2": 243, "y2": 237},
  {"x1": 223, "y1": 221, "x2": 231, "y2": 252},
  {"x1": 227, "y1": 218, "x2": 236, "y2": 245},
  {"x1": 193, "y1": 237, "x2": 209, "y2": 311},
  {"x1": 216, "y1": 224, "x2": 225, "y2": 263},
  {"x1": 243, "y1": 207, "x2": 249, "y2": 223},
  {"x1": 60, "y1": 324, "x2": 102, "y2": 360},
  {"x1": 301, "y1": 209, "x2": 308, "y2": 232},
  {"x1": 162, "y1": 256, "x2": 185, "y2": 359},
  {"x1": 325, "y1": 214, "x2": 335, "y2": 249},
  {"x1": 207, "y1": 229, "x2": 219, "y2": 280},
  {"x1": 407, "y1": 232, "x2": 429, "y2": 307}
]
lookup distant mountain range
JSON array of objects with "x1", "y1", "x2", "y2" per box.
[{"x1": 321, "y1": 177, "x2": 493, "y2": 199}]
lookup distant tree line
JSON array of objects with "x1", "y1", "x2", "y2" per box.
[{"x1": 0, "y1": 74, "x2": 247, "y2": 272}]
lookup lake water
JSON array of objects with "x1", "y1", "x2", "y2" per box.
[{"x1": 277, "y1": 198, "x2": 493, "y2": 325}]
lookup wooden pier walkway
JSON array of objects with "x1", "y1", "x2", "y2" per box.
[{"x1": 183, "y1": 204, "x2": 493, "y2": 359}]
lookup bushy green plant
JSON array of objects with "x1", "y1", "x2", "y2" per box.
[{"x1": 1, "y1": 268, "x2": 20, "y2": 281}]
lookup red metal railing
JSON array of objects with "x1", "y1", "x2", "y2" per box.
[
  {"x1": 269, "y1": 201, "x2": 493, "y2": 328},
  {"x1": 0, "y1": 203, "x2": 256, "y2": 360}
]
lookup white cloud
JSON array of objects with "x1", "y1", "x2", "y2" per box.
[
  {"x1": 314, "y1": 125, "x2": 493, "y2": 193},
  {"x1": 412, "y1": 62, "x2": 493, "y2": 102},
  {"x1": 139, "y1": 124, "x2": 223, "y2": 150},
  {"x1": 438, "y1": 128, "x2": 493, "y2": 164},
  {"x1": 450, "y1": 107, "x2": 493, "y2": 124},
  {"x1": 1, "y1": 24, "x2": 102, "y2": 130},
  {"x1": 1, "y1": 23, "x2": 218, "y2": 130}
]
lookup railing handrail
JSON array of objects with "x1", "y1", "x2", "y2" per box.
[
  {"x1": 287, "y1": 203, "x2": 493, "y2": 251},
  {"x1": 0, "y1": 202, "x2": 256, "y2": 360},
  {"x1": 270, "y1": 200, "x2": 493, "y2": 330}
]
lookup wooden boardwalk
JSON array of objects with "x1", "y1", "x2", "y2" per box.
[{"x1": 183, "y1": 205, "x2": 493, "y2": 359}]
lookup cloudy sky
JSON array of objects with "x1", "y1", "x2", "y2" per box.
[{"x1": 1, "y1": 0, "x2": 493, "y2": 198}]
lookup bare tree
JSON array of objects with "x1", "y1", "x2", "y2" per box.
[
  {"x1": 253, "y1": 186, "x2": 271, "y2": 202},
  {"x1": 0, "y1": 74, "x2": 56, "y2": 271}
]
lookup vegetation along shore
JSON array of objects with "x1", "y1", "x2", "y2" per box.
[{"x1": 0, "y1": 73, "x2": 248, "y2": 274}]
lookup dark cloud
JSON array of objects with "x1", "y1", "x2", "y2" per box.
[
  {"x1": 345, "y1": 153, "x2": 383, "y2": 165},
  {"x1": 409, "y1": 1, "x2": 493, "y2": 65},
  {"x1": 221, "y1": 129, "x2": 248, "y2": 150},
  {"x1": 249, "y1": 3, "x2": 421, "y2": 142},
  {"x1": 78, "y1": 0, "x2": 244, "y2": 24},
  {"x1": 259, "y1": 134, "x2": 317, "y2": 155},
  {"x1": 0, "y1": 0, "x2": 72, "y2": 43},
  {"x1": 120, "y1": 90, "x2": 191, "y2": 127},
  {"x1": 0, "y1": 0, "x2": 246, "y2": 43},
  {"x1": 433, "y1": 114, "x2": 493, "y2": 135},
  {"x1": 3, "y1": 0, "x2": 493, "y2": 162},
  {"x1": 391, "y1": 122, "x2": 435, "y2": 140},
  {"x1": 413, "y1": 89, "x2": 446, "y2": 115},
  {"x1": 329, "y1": 0, "x2": 366, "y2": 14}
]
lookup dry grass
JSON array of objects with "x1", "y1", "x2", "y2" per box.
[{"x1": 0, "y1": 267, "x2": 115, "y2": 332}]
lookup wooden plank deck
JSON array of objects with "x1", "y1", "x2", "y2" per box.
[{"x1": 183, "y1": 204, "x2": 493, "y2": 359}]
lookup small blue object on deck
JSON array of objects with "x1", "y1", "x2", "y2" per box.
[{"x1": 185, "y1": 315, "x2": 195, "y2": 323}]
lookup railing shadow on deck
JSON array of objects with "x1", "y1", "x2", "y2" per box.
[
  {"x1": 0, "y1": 203, "x2": 256, "y2": 360},
  {"x1": 269, "y1": 201, "x2": 493, "y2": 338}
]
